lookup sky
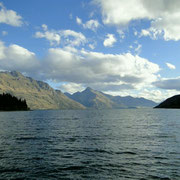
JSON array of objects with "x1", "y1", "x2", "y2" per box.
[{"x1": 0, "y1": 0, "x2": 180, "y2": 102}]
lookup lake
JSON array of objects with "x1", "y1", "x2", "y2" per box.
[{"x1": 0, "y1": 109, "x2": 180, "y2": 180}]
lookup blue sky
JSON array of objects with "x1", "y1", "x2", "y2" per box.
[{"x1": 1, "y1": 0, "x2": 180, "y2": 102}]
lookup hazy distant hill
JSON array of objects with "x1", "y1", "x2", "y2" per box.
[
  {"x1": 0, "y1": 71, "x2": 85, "y2": 110},
  {"x1": 65, "y1": 87, "x2": 125, "y2": 109},
  {"x1": 65, "y1": 87, "x2": 157, "y2": 109},
  {"x1": 104, "y1": 94, "x2": 157, "y2": 108},
  {"x1": 155, "y1": 95, "x2": 180, "y2": 109}
]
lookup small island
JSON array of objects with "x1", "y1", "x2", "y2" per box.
[{"x1": 0, "y1": 93, "x2": 30, "y2": 111}]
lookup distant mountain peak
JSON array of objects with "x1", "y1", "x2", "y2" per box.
[
  {"x1": 66, "y1": 86, "x2": 157, "y2": 109},
  {"x1": 84, "y1": 87, "x2": 93, "y2": 91}
]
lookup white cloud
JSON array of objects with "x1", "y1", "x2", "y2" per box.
[
  {"x1": 76, "y1": 16, "x2": 100, "y2": 31},
  {"x1": 137, "y1": 88, "x2": 180, "y2": 103},
  {"x1": 61, "y1": 30, "x2": 86, "y2": 46},
  {"x1": 42, "y1": 48, "x2": 160, "y2": 92},
  {"x1": 42, "y1": 24, "x2": 48, "y2": 31},
  {"x1": 83, "y1": 19, "x2": 100, "y2": 31},
  {"x1": 103, "y1": 34, "x2": 116, "y2": 47},
  {"x1": 0, "y1": 41, "x2": 39, "y2": 72},
  {"x1": 35, "y1": 31, "x2": 61, "y2": 46},
  {"x1": 134, "y1": 30, "x2": 138, "y2": 36},
  {"x1": 166, "y1": 62, "x2": 176, "y2": 70},
  {"x1": 76, "y1": 17, "x2": 82, "y2": 25},
  {"x1": 35, "y1": 25, "x2": 86, "y2": 47},
  {"x1": 94, "y1": 0, "x2": 151, "y2": 26},
  {"x1": 94, "y1": 0, "x2": 180, "y2": 41},
  {"x1": 35, "y1": 24, "x2": 61, "y2": 46},
  {"x1": 0, "y1": 3, "x2": 23, "y2": 27},
  {"x1": 60, "y1": 83, "x2": 84, "y2": 93},
  {"x1": 141, "y1": 29, "x2": 151, "y2": 37},
  {"x1": 0, "y1": 40, "x2": 161, "y2": 96}
]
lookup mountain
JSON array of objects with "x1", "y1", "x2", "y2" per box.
[
  {"x1": 0, "y1": 71, "x2": 85, "y2": 110},
  {"x1": 155, "y1": 95, "x2": 180, "y2": 109},
  {"x1": 65, "y1": 87, "x2": 157, "y2": 109},
  {"x1": 104, "y1": 94, "x2": 157, "y2": 108},
  {"x1": 65, "y1": 87, "x2": 125, "y2": 109}
]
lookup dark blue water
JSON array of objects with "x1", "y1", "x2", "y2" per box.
[{"x1": 0, "y1": 109, "x2": 180, "y2": 180}]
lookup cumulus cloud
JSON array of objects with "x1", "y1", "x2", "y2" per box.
[
  {"x1": 83, "y1": 19, "x2": 100, "y2": 31},
  {"x1": 166, "y1": 62, "x2": 176, "y2": 70},
  {"x1": 76, "y1": 16, "x2": 100, "y2": 31},
  {"x1": 35, "y1": 31, "x2": 61, "y2": 46},
  {"x1": 153, "y1": 77, "x2": 180, "y2": 91},
  {"x1": 35, "y1": 25, "x2": 86, "y2": 47},
  {"x1": 103, "y1": 34, "x2": 116, "y2": 47},
  {"x1": 0, "y1": 41, "x2": 39, "y2": 72},
  {"x1": 140, "y1": 29, "x2": 151, "y2": 37},
  {"x1": 0, "y1": 39, "x2": 160, "y2": 94},
  {"x1": 42, "y1": 48, "x2": 160, "y2": 93},
  {"x1": 0, "y1": 3, "x2": 23, "y2": 27},
  {"x1": 61, "y1": 30, "x2": 86, "y2": 46},
  {"x1": 94, "y1": 0, "x2": 180, "y2": 41}
]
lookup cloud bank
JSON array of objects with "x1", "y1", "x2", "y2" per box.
[
  {"x1": 154, "y1": 77, "x2": 180, "y2": 91},
  {"x1": 0, "y1": 40, "x2": 160, "y2": 94},
  {"x1": 94, "y1": 0, "x2": 180, "y2": 41}
]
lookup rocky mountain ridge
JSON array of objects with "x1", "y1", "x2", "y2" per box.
[{"x1": 0, "y1": 71, "x2": 85, "y2": 110}]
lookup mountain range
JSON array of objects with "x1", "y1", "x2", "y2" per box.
[
  {"x1": 0, "y1": 71, "x2": 158, "y2": 110},
  {"x1": 65, "y1": 87, "x2": 157, "y2": 109}
]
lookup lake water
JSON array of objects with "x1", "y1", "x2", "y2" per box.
[{"x1": 0, "y1": 109, "x2": 180, "y2": 180}]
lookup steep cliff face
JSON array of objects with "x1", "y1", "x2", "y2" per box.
[
  {"x1": 0, "y1": 71, "x2": 85, "y2": 110},
  {"x1": 155, "y1": 95, "x2": 180, "y2": 109}
]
